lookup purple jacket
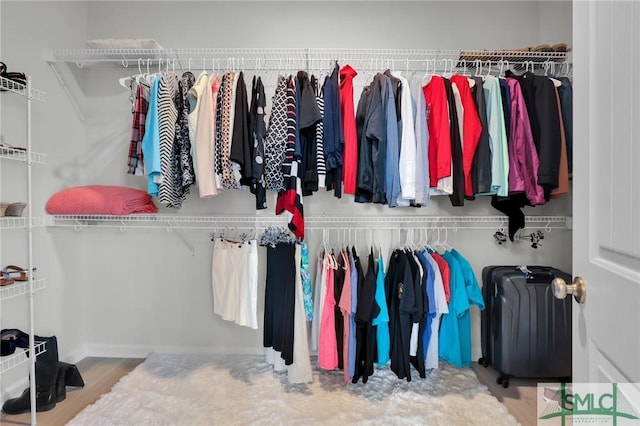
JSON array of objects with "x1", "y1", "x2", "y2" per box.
[{"x1": 506, "y1": 79, "x2": 545, "y2": 206}]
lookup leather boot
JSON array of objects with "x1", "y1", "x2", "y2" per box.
[
  {"x1": 61, "y1": 361, "x2": 84, "y2": 388},
  {"x1": 2, "y1": 336, "x2": 59, "y2": 414},
  {"x1": 55, "y1": 361, "x2": 85, "y2": 403},
  {"x1": 55, "y1": 364, "x2": 67, "y2": 403}
]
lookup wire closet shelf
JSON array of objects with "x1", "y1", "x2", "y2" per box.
[
  {"x1": 51, "y1": 214, "x2": 568, "y2": 231},
  {"x1": 45, "y1": 47, "x2": 570, "y2": 74}
]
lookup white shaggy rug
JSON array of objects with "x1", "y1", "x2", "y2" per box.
[{"x1": 69, "y1": 353, "x2": 519, "y2": 426}]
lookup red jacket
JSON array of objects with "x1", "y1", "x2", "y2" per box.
[
  {"x1": 423, "y1": 76, "x2": 452, "y2": 187},
  {"x1": 450, "y1": 75, "x2": 482, "y2": 198},
  {"x1": 339, "y1": 65, "x2": 358, "y2": 195}
]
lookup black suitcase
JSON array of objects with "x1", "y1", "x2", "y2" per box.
[{"x1": 479, "y1": 266, "x2": 572, "y2": 388}]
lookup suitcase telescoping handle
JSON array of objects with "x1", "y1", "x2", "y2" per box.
[{"x1": 522, "y1": 271, "x2": 558, "y2": 284}]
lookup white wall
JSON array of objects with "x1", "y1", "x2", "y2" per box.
[
  {"x1": 0, "y1": 0, "x2": 89, "y2": 399},
  {"x1": 1, "y1": 0, "x2": 573, "y2": 392}
]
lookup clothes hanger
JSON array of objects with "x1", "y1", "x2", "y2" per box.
[
  {"x1": 441, "y1": 227, "x2": 453, "y2": 251},
  {"x1": 545, "y1": 61, "x2": 562, "y2": 87}
]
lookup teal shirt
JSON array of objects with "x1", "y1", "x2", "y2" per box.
[
  {"x1": 438, "y1": 252, "x2": 468, "y2": 367},
  {"x1": 373, "y1": 253, "x2": 390, "y2": 366},
  {"x1": 142, "y1": 78, "x2": 161, "y2": 197},
  {"x1": 450, "y1": 249, "x2": 485, "y2": 367}
]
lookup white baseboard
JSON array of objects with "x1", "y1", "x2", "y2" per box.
[
  {"x1": 82, "y1": 344, "x2": 265, "y2": 359},
  {"x1": 0, "y1": 377, "x2": 29, "y2": 404}
]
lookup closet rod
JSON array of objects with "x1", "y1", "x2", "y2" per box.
[{"x1": 50, "y1": 214, "x2": 569, "y2": 230}]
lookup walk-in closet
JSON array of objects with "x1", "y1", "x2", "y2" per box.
[{"x1": 2, "y1": 1, "x2": 639, "y2": 425}]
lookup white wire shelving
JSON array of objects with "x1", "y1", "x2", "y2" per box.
[
  {"x1": 0, "y1": 216, "x2": 49, "y2": 230},
  {"x1": 0, "y1": 341, "x2": 47, "y2": 374},
  {"x1": 0, "y1": 146, "x2": 47, "y2": 164},
  {"x1": 50, "y1": 214, "x2": 569, "y2": 231},
  {"x1": 0, "y1": 75, "x2": 46, "y2": 102},
  {"x1": 44, "y1": 47, "x2": 571, "y2": 122},
  {"x1": 0, "y1": 278, "x2": 46, "y2": 302}
]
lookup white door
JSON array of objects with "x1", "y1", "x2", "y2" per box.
[{"x1": 572, "y1": 0, "x2": 640, "y2": 407}]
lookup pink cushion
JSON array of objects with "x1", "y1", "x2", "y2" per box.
[{"x1": 46, "y1": 185, "x2": 158, "y2": 215}]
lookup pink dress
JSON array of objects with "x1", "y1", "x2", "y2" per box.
[{"x1": 318, "y1": 253, "x2": 338, "y2": 370}]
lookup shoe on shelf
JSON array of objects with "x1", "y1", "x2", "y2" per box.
[
  {"x1": 4, "y1": 202, "x2": 26, "y2": 217},
  {"x1": 0, "y1": 202, "x2": 9, "y2": 216},
  {"x1": 1, "y1": 265, "x2": 36, "y2": 282},
  {"x1": 0, "y1": 271, "x2": 14, "y2": 287}
]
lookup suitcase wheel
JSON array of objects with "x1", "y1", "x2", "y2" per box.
[
  {"x1": 496, "y1": 375, "x2": 510, "y2": 388},
  {"x1": 478, "y1": 357, "x2": 489, "y2": 368}
]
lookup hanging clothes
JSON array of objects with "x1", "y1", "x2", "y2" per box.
[
  {"x1": 296, "y1": 71, "x2": 322, "y2": 196},
  {"x1": 470, "y1": 76, "x2": 492, "y2": 196},
  {"x1": 383, "y1": 75, "x2": 401, "y2": 207},
  {"x1": 443, "y1": 78, "x2": 465, "y2": 206},
  {"x1": 210, "y1": 237, "x2": 259, "y2": 329},
  {"x1": 263, "y1": 242, "x2": 297, "y2": 365},
  {"x1": 323, "y1": 63, "x2": 344, "y2": 198},
  {"x1": 449, "y1": 75, "x2": 481, "y2": 200},
  {"x1": 188, "y1": 71, "x2": 219, "y2": 198},
  {"x1": 318, "y1": 250, "x2": 338, "y2": 370},
  {"x1": 410, "y1": 76, "x2": 430, "y2": 206},
  {"x1": 506, "y1": 77, "x2": 545, "y2": 206},
  {"x1": 340, "y1": 65, "x2": 359, "y2": 195},
  {"x1": 311, "y1": 250, "x2": 326, "y2": 352},
  {"x1": 264, "y1": 76, "x2": 288, "y2": 192},
  {"x1": 275, "y1": 76, "x2": 305, "y2": 240},
  {"x1": 333, "y1": 249, "x2": 348, "y2": 370},
  {"x1": 481, "y1": 75, "x2": 509, "y2": 197},
  {"x1": 355, "y1": 73, "x2": 385, "y2": 204},
  {"x1": 556, "y1": 77, "x2": 573, "y2": 176},
  {"x1": 373, "y1": 251, "x2": 390, "y2": 366},
  {"x1": 219, "y1": 71, "x2": 239, "y2": 190},
  {"x1": 386, "y1": 250, "x2": 415, "y2": 382},
  {"x1": 157, "y1": 73, "x2": 182, "y2": 208},
  {"x1": 395, "y1": 72, "x2": 417, "y2": 206},
  {"x1": 127, "y1": 83, "x2": 149, "y2": 176},
  {"x1": 311, "y1": 75, "x2": 327, "y2": 188},
  {"x1": 249, "y1": 76, "x2": 267, "y2": 210},
  {"x1": 142, "y1": 77, "x2": 161, "y2": 197},
  {"x1": 508, "y1": 71, "x2": 562, "y2": 200},
  {"x1": 550, "y1": 86, "x2": 570, "y2": 198},
  {"x1": 406, "y1": 251, "x2": 427, "y2": 379},
  {"x1": 230, "y1": 71, "x2": 253, "y2": 187},
  {"x1": 352, "y1": 247, "x2": 379, "y2": 384},
  {"x1": 338, "y1": 249, "x2": 353, "y2": 382},
  {"x1": 423, "y1": 75, "x2": 453, "y2": 194},
  {"x1": 300, "y1": 242, "x2": 313, "y2": 321},
  {"x1": 173, "y1": 72, "x2": 196, "y2": 199}
]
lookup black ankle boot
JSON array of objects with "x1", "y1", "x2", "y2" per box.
[
  {"x1": 2, "y1": 336, "x2": 59, "y2": 415},
  {"x1": 2, "y1": 385, "x2": 57, "y2": 414}
]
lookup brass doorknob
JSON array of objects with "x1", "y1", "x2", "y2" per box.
[{"x1": 552, "y1": 276, "x2": 586, "y2": 304}]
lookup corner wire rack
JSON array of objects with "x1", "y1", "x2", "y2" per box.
[
  {"x1": 0, "y1": 216, "x2": 49, "y2": 230},
  {"x1": 0, "y1": 341, "x2": 47, "y2": 374},
  {"x1": 0, "y1": 146, "x2": 48, "y2": 164},
  {"x1": 0, "y1": 76, "x2": 46, "y2": 102},
  {"x1": 0, "y1": 278, "x2": 46, "y2": 302},
  {"x1": 50, "y1": 214, "x2": 569, "y2": 231}
]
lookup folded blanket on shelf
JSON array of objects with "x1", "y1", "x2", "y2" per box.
[{"x1": 45, "y1": 185, "x2": 158, "y2": 215}]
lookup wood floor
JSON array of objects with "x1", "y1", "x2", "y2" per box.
[
  {"x1": 0, "y1": 357, "x2": 144, "y2": 426},
  {"x1": 1, "y1": 358, "x2": 538, "y2": 425}
]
